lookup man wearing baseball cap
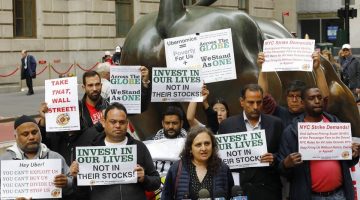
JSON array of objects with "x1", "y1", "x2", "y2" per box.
[{"x1": 340, "y1": 44, "x2": 360, "y2": 96}]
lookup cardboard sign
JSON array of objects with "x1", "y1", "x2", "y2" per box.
[
  {"x1": 165, "y1": 28, "x2": 236, "y2": 83},
  {"x1": 262, "y1": 39, "x2": 315, "y2": 72},
  {"x1": 216, "y1": 130, "x2": 269, "y2": 169},
  {"x1": 45, "y1": 77, "x2": 80, "y2": 132},
  {"x1": 1, "y1": 159, "x2": 62, "y2": 199},
  {"x1": 110, "y1": 66, "x2": 142, "y2": 114},
  {"x1": 298, "y1": 122, "x2": 352, "y2": 160},
  {"x1": 76, "y1": 146, "x2": 137, "y2": 186},
  {"x1": 151, "y1": 67, "x2": 202, "y2": 102}
]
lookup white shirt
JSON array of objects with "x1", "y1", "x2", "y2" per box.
[
  {"x1": 104, "y1": 136, "x2": 128, "y2": 146},
  {"x1": 243, "y1": 111, "x2": 261, "y2": 131}
]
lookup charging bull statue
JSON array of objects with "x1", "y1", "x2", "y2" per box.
[{"x1": 120, "y1": 0, "x2": 360, "y2": 139}]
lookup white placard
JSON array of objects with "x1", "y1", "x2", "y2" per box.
[
  {"x1": 165, "y1": 28, "x2": 236, "y2": 83},
  {"x1": 144, "y1": 138, "x2": 185, "y2": 177},
  {"x1": 151, "y1": 67, "x2": 202, "y2": 102},
  {"x1": 298, "y1": 122, "x2": 352, "y2": 160},
  {"x1": 76, "y1": 146, "x2": 137, "y2": 186},
  {"x1": 110, "y1": 66, "x2": 142, "y2": 114},
  {"x1": 350, "y1": 163, "x2": 360, "y2": 199},
  {"x1": 45, "y1": 77, "x2": 80, "y2": 132},
  {"x1": 215, "y1": 130, "x2": 269, "y2": 169},
  {"x1": 1, "y1": 159, "x2": 62, "y2": 199},
  {"x1": 262, "y1": 39, "x2": 315, "y2": 72}
]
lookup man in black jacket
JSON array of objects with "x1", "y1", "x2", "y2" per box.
[
  {"x1": 20, "y1": 50, "x2": 37, "y2": 95},
  {"x1": 70, "y1": 102, "x2": 161, "y2": 200},
  {"x1": 340, "y1": 44, "x2": 360, "y2": 96},
  {"x1": 278, "y1": 87, "x2": 360, "y2": 200},
  {"x1": 218, "y1": 84, "x2": 283, "y2": 200}
]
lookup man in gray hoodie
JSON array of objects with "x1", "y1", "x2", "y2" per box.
[{"x1": 0, "y1": 115, "x2": 73, "y2": 199}]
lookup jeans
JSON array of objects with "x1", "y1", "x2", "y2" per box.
[{"x1": 311, "y1": 189, "x2": 346, "y2": 200}]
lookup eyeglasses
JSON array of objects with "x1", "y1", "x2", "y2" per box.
[{"x1": 287, "y1": 95, "x2": 301, "y2": 101}]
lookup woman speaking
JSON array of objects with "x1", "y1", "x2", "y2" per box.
[{"x1": 161, "y1": 127, "x2": 234, "y2": 199}]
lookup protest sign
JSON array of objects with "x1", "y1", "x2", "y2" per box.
[
  {"x1": 151, "y1": 67, "x2": 202, "y2": 102},
  {"x1": 45, "y1": 77, "x2": 80, "y2": 132},
  {"x1": 165, "y1": 28, "x2": 236, "y2": 83},
  {"x1": 110, "y1": 66, "x2": 142, "y2": 114},
  {"x1": 1, "y1": 159, "x2": 62, "y2": 199},
  {"x1": 351, "y1": 163, "x2": 360, "y2": 200},
  {"x1": 215, "y1": 130, "x2": 269, "y2": 169},
  {"x1": 144, "y1": 138, "x2": 185, "y2": 176},
  {"x1": 298, "y1": 122, "x2": 352, "y2": 160},
  {"x1": 262, "y1": 39, "x2": 315, "y2": 72},
  {"x1": 76, "y1": 146, "x2": 137, "y2": 186}
]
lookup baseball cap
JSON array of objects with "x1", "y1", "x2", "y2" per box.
[{"x1": 342, "y1": 44, "x2": 351, "y2": 50}]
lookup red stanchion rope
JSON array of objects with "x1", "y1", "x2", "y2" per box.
[
  {"x1": 0, "y1": 67, "x2": 19, "y2": 77},
  {"x1": 36, "y1": 65, "x2": 48, "y2": 75},
  {"x1": 50, "y1": 64, "x2": 74, "y2": 75},
  {"x1": 76, "y1": 62, "x2": 99, "y2": 72}
]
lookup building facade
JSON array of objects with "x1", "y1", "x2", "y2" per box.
[{"x1": 0, "y1": 0, "x2": 358, "y2": 91}]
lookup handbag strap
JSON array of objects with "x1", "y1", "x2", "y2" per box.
[{"x1": 173, "y1": 160, "x2": 182, "y2": 199}]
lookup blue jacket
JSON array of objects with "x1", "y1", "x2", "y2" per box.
[
  {"x1": 161, "y1": 159, "x2": 234, "y2": 200},
  {"x1": 278, "y1": 112, "x2": 359, "y2": 200}
]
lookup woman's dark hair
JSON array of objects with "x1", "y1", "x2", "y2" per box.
[
  {"x1": 210, "y1": 97, "x2": 230, "y2": 117},
  {"x1": 179, "y1": 126, "x2": 221, "y2": 175}
]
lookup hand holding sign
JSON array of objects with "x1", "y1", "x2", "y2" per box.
[
  {"x1": 352, "y1": 143, "x2": 360, "y2": 158},
  {"x1": 257, "y1": 52, "x2": 265, "y2": 68},
  {"x1": 260, "y1": 153, "x2": 274, "y2": 165},
  {"x1": 135, "y1": 164, "x2": 145, "y2": 183},
  {"x1": 140, "y1": 66, "x2": 150, "y2": 87},
  {"x1": 53, "y1": 174, "x2": 68, "y2": 188},
  {"x1": 283, "y1": 152, "x2": 302, "y2": 168},
  {"x1": 312, "y1": 52, "x2": 320, "y2": 70},
  {"x1": 69, "y1": 161, "x2": 79, "y2": 177}
]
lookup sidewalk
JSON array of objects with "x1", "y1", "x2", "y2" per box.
[{"x1": 0, "y1": 85, "x2": 84, "y2": 144}]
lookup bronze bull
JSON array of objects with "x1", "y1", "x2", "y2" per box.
[{"x1": 120, "y1": 0, "x2": 360, "y2": 139}]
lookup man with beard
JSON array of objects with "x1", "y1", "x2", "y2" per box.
[
  {"x1": 0, "y1": 115, "x2": 73, "y2": 199},
  {"x1": 218, "y1": 84, "x2": 283, "y2": 200},
  {"x1": 278, "y1": 87, "x2": 360, "y2": 200},
  {"x1": 153, "y1": 106, "x2": 187, "y2": 140}
]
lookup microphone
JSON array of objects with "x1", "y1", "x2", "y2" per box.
[
  {"x1": 213, "y1": 189, "x2": 226, "y2": 200},
  {"x1": 231, "y1": 185, "x2": 248, "y2": 200},
  {"x1": 198, "y1": 188, "x2": 211, "y2": 200}
]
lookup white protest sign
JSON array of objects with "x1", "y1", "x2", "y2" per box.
[
  {"x1": 298, "y1": 122, "x2": 352, "y2": 160},
  {"x1": 165, "y1": 28, "x2": 236, "y2": 83},
  {"x1": 1, "y1": 159, "x2": 62, "y2": 199},
  {"x1": 215, "y1": 130, "x2": 269, "y2": 169},
  {"x1": 165, "y1": 34, "x2": 201, "y2": 68},
  {"x1": 110, "y1": 66, "x2": 142, "y2": 114},
  {"x1": 262, "y1": 39, "x2": 315, "y2": 72},
  {"x1": 351, "y1": 163, "x2": 360, "y2": 200},
  {"x1": 144, "y1": 138, "x2": 185, "y2": 176},
  {"x1": 76, "y1": 146, "x2": 137, "y2": 186},
  {"x1": 151, "y1": 67, "x2": 202, "y2": 102},
  {"x1": 45, "y1": 77, "x2": 80, "y2": 132}
]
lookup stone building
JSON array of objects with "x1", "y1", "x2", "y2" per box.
[{"x1": 0, "y1": 0, "x2": 358, "y2": 92}]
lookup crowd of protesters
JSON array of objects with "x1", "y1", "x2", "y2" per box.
[{"x1": 1, "y1": 44, "x2": 360, "y2": 200}]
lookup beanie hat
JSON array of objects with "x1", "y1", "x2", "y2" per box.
[{"x1": 14, "y1": 115, "x2": 37, "y2": 129}]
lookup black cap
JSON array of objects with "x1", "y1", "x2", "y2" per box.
[{"x1": 14, "y1": 115, "x2": 37, "y2": 129}]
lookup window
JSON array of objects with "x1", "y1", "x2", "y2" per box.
[
  {"x1": 238, "y1": 0, "x2": 248, "y2": 11},
  {"x1": 13, "y1": 0, "x2": 36, "y2": 38},
  {"x1": 116, "y1": 0, "x2": 133, "y2": 37}
]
